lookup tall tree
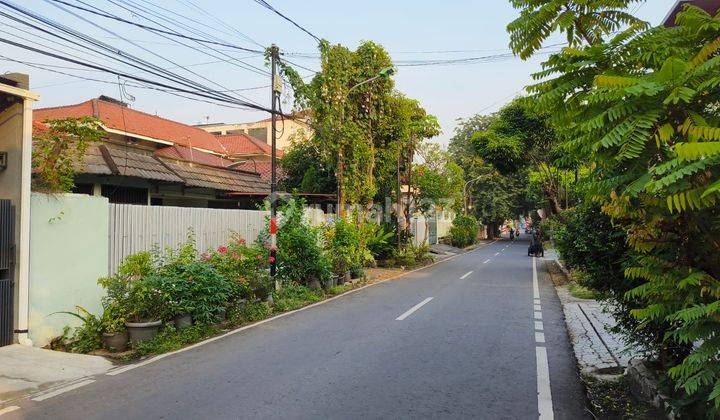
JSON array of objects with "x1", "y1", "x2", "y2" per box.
[{"x1": 511, "y1": 1, "x2": 720, "y2": 412}]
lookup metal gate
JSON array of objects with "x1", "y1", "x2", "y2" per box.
[
  {"x1": 0, "y1": 200, "x2": 14, "y2": 347},
  {"x1": 428, "y1": 216, "x2": 438, "y2": 245}
]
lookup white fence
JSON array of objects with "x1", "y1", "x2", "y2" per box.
[{"x1": 109, "y1": 204, "x2": 269, "y2": 274}]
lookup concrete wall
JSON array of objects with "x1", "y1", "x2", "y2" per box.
[
  {"x1": 0, "y1": 102, "x2": 24, "y2": 334},
  {"x1": 28, "y1": 193, "x2": 109, "y2": 347}
]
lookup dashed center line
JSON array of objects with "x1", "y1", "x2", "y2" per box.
[
  {"x1": 396, "y1": 297, "x2": 434, "y2": 321},
  {"x1": 482, "y1": 259, "x2": 490, "y2": 264},
  {"x1": 460, "y1": 271, "x2": 473, "y2": 280},
  {"x1": 494, "y1": 252, "x2": 499, "y2": 256}
]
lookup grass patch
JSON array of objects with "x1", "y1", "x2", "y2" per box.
[
  {"x1": 568, "y1": 282, "x2": 599, "y2": 300},
  {"x1": 130, "y1": 324, "x2": 219, "y2": 358},
  {"x1": 272, "y1": 282, "x2": 324, "y2": 313},
  {"x1": 124, "y1": 280, "x2": 368, "y2": 360},
  {"x1": 584, "y1": 375, "x2": 664, "y2": 419}
]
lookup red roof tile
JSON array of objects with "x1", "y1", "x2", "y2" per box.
[
  {"x1": 215, "y1": 133, "x2": 283, "y2": 157},
  {"x1": 34, "y1": 98, "x2": 229, "y2": 154},
  {"x1": 232, "y1": 160, "x2": 282, "y2": 182},
  {"x1": 155, "y1": 145, "x2": 235, "y2": 168}
]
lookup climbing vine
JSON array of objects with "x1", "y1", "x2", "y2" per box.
[{"x1": 32, "y1": 117, "x2": 104, "y2": 193}]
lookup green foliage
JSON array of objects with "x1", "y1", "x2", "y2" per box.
[
  {"x1": 276, "y1": 198, "x2": 331, "y2": 284},
  {"x1": 325, "y1": 217, "x2": 363, "y2": 275},
  {"x1": 514, "y1": 1, "x2": 720, "y2": 414},
  {"x1": 449, "y1": 215, "x2": 479, "y2": 248},
  {"x1": 131, "y1": 324, "x2": 219, "y2": 358},
  {"x1": 204, "y1": 236, "x2": 266, "y2": 300},
  {"x1": 32, "y1": 117, "x2": 104, "y2": 193},
  {"x1": 279, "y1": 136, "x2": 336, "y2": 194},
  {"x1": 414, "y1": 142, "x2": 464, "y2": 214},
  {"x1": 507, "y1": 0, "x2": 647, "y2": 59},
  {"x1": 361, "y1": 222, "x2": 395, "y2": 262},
  {"x1": 272, "y1": 282, "x2": 323, "y2": 313},
  {"x1": 159, "y1": 262, "x2": 235, "y2": 325},
  {"x1": 51, "y1": 306, "x2": 103, "y2": 354}
]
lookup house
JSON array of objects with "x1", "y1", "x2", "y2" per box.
[
  {"x1": 33, "y1": 96, "x2": 285, "y2": 208},
  {"x1": 0, "y1": 73, "x2": 37, "y2": 347},
  {"x1": 196, "y1": 110, "x2": 311, "y2": 151},
  {"x1": 664, "y1": 0, "x2": 720, "y2": 26}
]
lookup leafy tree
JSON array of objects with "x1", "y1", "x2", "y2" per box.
[
  {"x1": 512, "y1": 1, "x2": 720, "y2": 413},
  {"x1": 32, "y1": 117, "x2": 104, "y2": 193},
  {"x1": 507, "y1": 0, "x2": 647, "y2": 59},
  {"x1": 279, "y1": 136, "x2": 336, "y2": 194}
]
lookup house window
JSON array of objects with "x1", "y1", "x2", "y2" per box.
[
  {"x1": 101, "y1": 185, "x2": 148, "y2": 205},
  {"x1": 72, "y1": 183, "x2": 94, "y2": 195}
]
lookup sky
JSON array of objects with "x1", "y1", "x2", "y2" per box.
[{"x1": 2, "y1": 0, "x2": 676, "y2": 145}]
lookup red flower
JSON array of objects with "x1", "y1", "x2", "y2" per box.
[
  {"x1": 217, "y1": 246, "x2": 228, "y2": 254},
  {"x1": 268, "y1": 256, "x2": 276, "y2": 263},
  {"x1": 237, "y1": 238, "x2": 246, "y2": 245},
  {"x1": 200, "y1": 252, "x2": 211, "y2": 261}
]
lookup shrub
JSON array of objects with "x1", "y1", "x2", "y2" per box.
[
  {"x1": 272, "y1": 282, "x2": 323, "y2": 312},
  {"x1": 159, "y1": 262, "x2": 235, "y2": 325},
  {"x1": 204, "y1": 237, "x2": 266, "y2": 300},
  {"x1": 325, "y1": 218, "x2": 362, "y2": 276},
  {"x1": 449, "y1": 215, "x2": 478, "y2": 248},
  {"x1": 275, "y1": 199, "x2": 331, "y2": 284},
  {"x1": 361, "y1": 222, "x2": 394, "y2": 262}
]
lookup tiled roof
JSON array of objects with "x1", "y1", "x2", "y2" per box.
[
  {"x1": 159, "y1": 158, "x2": 268, "y2": 193},
  {"x1": 232, "y1": 160, "x2": 278, "y2": 182},
  {"x1": 155, "y1": 145, "x2": 236, "y2": 168},
  {"x1": 104, "y1": 145, "x2": 184, "y2": 183},
  {"x1": 34, "y1": 98, "x2": 229, "y2": 153},
  {"x1": 215, "y1": 133, "x2": 283, "y2": 157}
]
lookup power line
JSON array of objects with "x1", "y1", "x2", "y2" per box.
[
  {"x1": 44, "y1": 0, "x2": 265, "y2": 107},
  {"x1": 105, "y1": 0, "x2": 270, "y2": 77},
  {"x1": 0, "y1": 1, "x2": 249, "y2": 104},
  {"x1": 46, "y1": 0, "x2": 264, "y2": 53},
  {"x1": 174, "y1": 0, "x2": 265, "y2": 49},
  {"x1": 251, "y1": 0, "x2": 321, "y2": 43},
  {"x1": 0, "y1": 35, "x2": 272, "y2": 112}
]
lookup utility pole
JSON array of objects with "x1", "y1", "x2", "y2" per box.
[
  {"x1": 396, "y1": 144, "x2": 402, "y2": 251},
  {"x1": 269, "y1": 44, "x2": 280, "y2": 286}
]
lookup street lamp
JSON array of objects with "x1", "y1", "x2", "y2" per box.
[
  {"x1": 349, "y1": 67, "x2": 395, "y2": 92},
  {"x1": 463, "y1": 174, "x2": 488, "y2": 215}
]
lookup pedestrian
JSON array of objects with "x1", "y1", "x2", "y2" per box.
[{"x1": 509, "y1": 227, "x2": 515, "y2": 241}]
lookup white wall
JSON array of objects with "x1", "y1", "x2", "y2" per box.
[{"x1": 28, "y1": 193, "x2": 109, "y2": 347}]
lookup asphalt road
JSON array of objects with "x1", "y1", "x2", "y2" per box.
[{"x1": 5, "y1": 237, "x2": 589, "y2": 419}]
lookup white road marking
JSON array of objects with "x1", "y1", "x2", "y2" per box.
[
  {"x1": 396, "y1": 297, "x2": 434, "y2": 321},
  {"x1": 535, "y1": 321, "x2": 544, "y2": 331},
  {"x1": 31, "y1": 379, "x2": 95, "y2": 402},
  {"x1": 107, "y1": 244, "x2": 503, "y2": 377},
  {"x1": 483, "y1": 259, "x2": 490, "y2": 264},
  {"x1": 534, "y1": 311, "x2": 543, "y2": 320},
  {"x1": 535, "y1": 332, "x2": 546, "y2": 343},
  {"x1": 534, "y1": 298, "x2": 541, "y2": 305},
  {"x1": 0, "y1": 406, "x2": 20, "y2": 416},
  {"x1": 534, "y1": 304, "x2": 542, "y2": 312},
  {"x1": 536, "y1": 346, "x2": 554, "y2": 419},
  {"x1": 494, "y1": 252, "x2": 499, "y2": 256},
  {"x1": 533, "y1": 256, "x2": 540, "y2": 300},
  {"x1": 460, "y1": 271, "x2": 473, "y2": 280}
]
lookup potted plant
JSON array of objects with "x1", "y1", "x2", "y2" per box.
[
  {"x1": 122, "y1": 274, "x2": 168, "y2": 344},
  {"x1": 101, "y1": 302, "x2": 127, "y2": 352}
]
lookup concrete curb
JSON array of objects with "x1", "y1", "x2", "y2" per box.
[{"x1": 105, "y1": 240, "x2": 499, "y2": 375}]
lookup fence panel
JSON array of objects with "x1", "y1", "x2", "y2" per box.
[{"x1": 109, "y1": 204, "x2": 270, "y2": 274}]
